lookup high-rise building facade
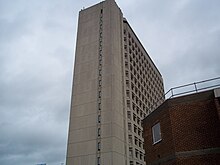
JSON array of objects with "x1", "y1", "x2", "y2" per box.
[{"x1": 66, "y1": 0, "x2": 164, "y2": 165}]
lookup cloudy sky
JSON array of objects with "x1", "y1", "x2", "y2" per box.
[{"x1": 0, "y1": 0, "x2": 219, "y2": 164}]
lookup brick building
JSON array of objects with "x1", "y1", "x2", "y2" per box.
[{"x1": 143, "y1": 88, "x2": 220, "y2": 165}]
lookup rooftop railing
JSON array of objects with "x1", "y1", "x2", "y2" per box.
[
  {"x1": 164, "y1": 77, "x2": 220, "y2": 99},
  {"x1": 148, "y1": 76, "x2": 220, "y2": 113}
]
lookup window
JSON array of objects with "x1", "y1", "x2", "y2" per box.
[
  {"x1": 135, "y1": 149, "x2": 138, "y2": 158},
  {"x1": 128, "y1": 123, "x2": 132, "y2": 131},
  {"x1": 140, "y1": 153, "x2": 143, "y2": 160},
  {"x1": 129, "y1": 135, "x2": 132, "y2": 144},
  {"x1": 127, "y1": 111, "x2": 131, "y2": 119},
  {"x1": 152, "y1": 122, "x2": 162, "y2": 144},
  {"x1": 98, "y1": 142, "x2": 101, "y2": 151},
  {"x1": 139, "y1": 141, "x2": 142, "y2": 148},
  {"x1": 97, "y1": 157, "x2": 100, "y2": 165},
  {"x1": 98, "y1": 115, "x2": 101, "y2": 123},
  {"x1": 98, "y1": 128, "x2": 101, "y2": 137},
  {"x1": 129, "y1": 147, "x2": 133, "y2": 157},
  {"x1": 99, "y1": 56, "x2": 102, "y2": 63},
  {"x1": 133, "y1": 114, "x2": 136, "y2": 122},
  {"x1": 98, "y1": 103, "x2": 101, "y2": 111},
  {"x1": 134, "y1": 137, "x2": 138, "y2": 145},
  {"x1": 127, "y1": 100, "x2": 130, "y2": 108},
  {"x1": 125, "y1": 71, "x2": 129, "y2": 77},
  {"x1": 138, "y1": 129, "x2": 141, "y2": 136},
  {"x1": 134, "y1": 125, "x2": 137, "y2": 133}
]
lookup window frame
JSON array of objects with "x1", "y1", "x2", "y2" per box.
[
  {"x1": 97, "y1": 142, "x2": 101, "y2": 151},
  {"x1": 97, "y1": 157, "x2": 100, "y2": 165},
  {"x1": 152, "y1": 122, "x2": 162, "y2": 144}
]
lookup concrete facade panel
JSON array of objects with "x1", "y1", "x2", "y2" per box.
[
  {"x1": 73, "y1": 71, "x2": 98, "y2": 86},
  {"x1": 74, "y1": 59, "x2": 98, "y2": 75},
  {"x1": 70, "y1": 101, "x2": 97, "y2": 117},
  {"x1": 68, "y1": 127, "x2": 96, "y2": 144},
  {"x1": 69, "y1": 113, "x2": 97, "y2": 130},
  {"x1": 112, "y1": 122, "x2": 125, "y2": 140},
  {"x1": 66, "y1": 154, "x2": 96, "y2": 165},
  {"x1": 101, "y1": 123, "x2": 112, "y2": 138},
  {"x1": 102, "y1": 86, "x2": 112, "y2": 99},
  {"x1": 67, "y1": 140, "x2": 96, "y2": 157},
  {"x1": 102, "y1": 75, "x2": 112, "y2": 88},
  {"x1": 112, "y1": 152, "x2": 126, "y2": 165},
  {"x1": 72, "y1": 89, "x2": 98, "y2": 106},
  {"x1": 101, "y1": 137, "x2": 112, "y2": 152},
  {"x1": 102, "y1": 152, "x2": 112, "y2": 165},
  {"x1": 73, "y1": 78, "x2": 98, "y2": 95},
  {"x1": 112, "y1": 110, "x2": 124, "y2": 128},
  {"x1": 101, "y1": 111, "x2": 113, "y2": 124},
  {"x1": 75, "y1": 44, "x2": 99, "y2": 63}
]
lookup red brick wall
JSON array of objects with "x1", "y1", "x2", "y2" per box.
[
  {"x1": 143, "y1": 90, "x2": 220, "y2": 165},
  {"x1": 169, "y1": 98, "x2": 220, "y2": 152},
  {"x1": 143, "y1": 102, "x2": 175, "y2": 164},
  {"x1": 214, "y1": 97, "x2": 220, "y2": 120},
  {"x1": 176, "y1": 154, "x2": 220, "y2": 165}
]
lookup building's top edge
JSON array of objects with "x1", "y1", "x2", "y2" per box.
[
  {"x1": 79, "y1": 1, "x2": 104, "y2": 12},
  {"x1": 123, "y1": 18, "x2": 162, "y2": 78},
  {"x1": 79, "y1": 0, "x2": 118, "y2": 12},
  {"x1": 143, "y1": 88, "x2": 217, "y2": 123},
  {"x1": 214, "y1": 88, "x2": 220, "y2": 98}
]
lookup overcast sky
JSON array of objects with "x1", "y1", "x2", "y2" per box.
[{"x1": 0, "y1": 0, "x2": 219, "y2": 165}]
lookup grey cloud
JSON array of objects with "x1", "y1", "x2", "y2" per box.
[
  {"x1": 118, "y1": 0, "x2": 220, "y2": 90},
  {"x1": 0, "y1": 0, "x2": 220, "y2": 165},
  {"x1": 0, "y1": 0, "x2": 74, "y2": 164}
]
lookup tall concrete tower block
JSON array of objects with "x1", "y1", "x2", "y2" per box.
[{"x1": 66, "y1": 0, "x2": 164, "y2": 165}]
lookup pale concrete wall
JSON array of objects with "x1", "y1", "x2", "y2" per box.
[
  {"x1": 66, "y1": 0, "x2": 127, "y2": 164},
  {"x1": 66, "y1": 0, "x2": 164, "y2": 164},
  {"x1": 66, "y1": 1, "x2": 103, "y2": 164}
]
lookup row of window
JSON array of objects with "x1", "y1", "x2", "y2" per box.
[
  {"x1": 126, "y1": 72, "x2": 163, "y2": 111},
  {"x1": 129, "y1": 147, "x2": 145, "y2": 160},
  {"x1": 124, "y1": 34, "x2": 163, "y2": 97},
  {"x1": 126, "y1": 71, "x2": 163, "y2": 99},
  {"x1": 128, "y1": 63, "x2": 163, "y2": 95},
  {"x1": 126, "y1": 48, "x2": 159, "y2": 77},
  {"x1": 129, "y1": 88, "x2": 162, "y2": 114},
  {"x1": 124, "y1": 26, "x2": 164, "y2": 165},
  {"x1": 125, "y1": 61, "x2": 163, "y2": 91},
  {"x1": 128, "y1": 111, "x2": 141, "y2": 126},
  {"x1": 123, "y1": 33, "x2": 160, "y2": 73},
  {"x1": 126, "y1": 60, "x2": 163, "y2": 97},
  {"x1": 124, "y1": 45, "x2": 161, "y2": 85},
  {"x1": 130, "y1": 161, "x2": 144, "y2": 165},
  {"x1": 128, "y1": 135, "x2": 143, "y2": 148},
  {"x1": 128, "y1": 122, "x2": 143, "y2": 138},
  {"x1": 97, "y1": 9, "x2": 103, "y2": 165},
  {"x1": 126, "y1": 100, "x2": 147, "y2": 119},
  {"x1": 128, "y1": 122, "x2": 162, "y2": 165}
]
